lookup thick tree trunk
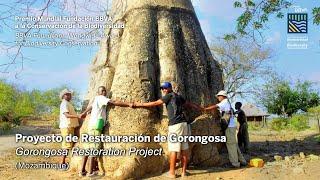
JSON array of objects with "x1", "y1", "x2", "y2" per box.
[{"x1": 71, "y1": 0, "x2": 224, "y2": 179}]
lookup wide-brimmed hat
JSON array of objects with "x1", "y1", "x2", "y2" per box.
[
  {"x1": 216, "y1": 90, "x2": 228, "y2": 97},
  {"x1": 59, "y1": 89, "x2": 73, "y2": 99}
]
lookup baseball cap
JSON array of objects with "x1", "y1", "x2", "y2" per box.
[{"x1": 160, "y1": 82, "x2": 172, "y2": 89}]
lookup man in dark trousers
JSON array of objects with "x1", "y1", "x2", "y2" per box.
[
  {"x1": 235, "y1": 102, "x2": 249, "y2": 153},
  {"x1": 132, "y1": 82, "x2": 201, "y2": 178}
]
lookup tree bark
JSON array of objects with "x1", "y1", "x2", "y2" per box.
[{"x1": 71, "y1": 0, "x2": 224, "y2": 178}]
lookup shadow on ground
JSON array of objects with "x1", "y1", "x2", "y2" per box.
[
  {"x1": 146, "y1": 132, "x2": 320, "y2": 179},
  {"x1": 247, "y1": 133, "x2": 320, "y2": 162}
]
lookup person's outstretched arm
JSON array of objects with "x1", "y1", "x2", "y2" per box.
[
  {"x1": 203, "y1": 104, "x2": 218, "y2": 112},
  {"x1": 63, "y1": 112, "x2": 80, "y2": 119},
  {"x1": 80, "y1": 99, "x2": 94, "y2": 118},
  {"x1": 109, "y1": 100, "x2": 133, "y2": 107},
  {"x1": 183, "y1": 101, "x2": 203, "y2": 111},
  {"x1": 80, "y1": 106, "x2": 92, "y2": 119},
  {"x1": 133, "y1": 99, "x2": 164, "y2": 108}
]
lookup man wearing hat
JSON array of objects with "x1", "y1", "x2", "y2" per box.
[
  {"x1": 132, "y1": 82, "x2": 201, "y2": 178},
  {"x1": 59, "y1": 88, "x2": 80, "y2": 165},
  {"x1": 203, "y1": 90, "x2": 247, "y2": 168}
]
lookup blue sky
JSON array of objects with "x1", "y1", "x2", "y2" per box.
[
  {"x1": 1, "y1": 0, "x2": 319, "y2": 100},
  {"x1": 193, "y1": 0, "x2": 320, "y2": 80}
]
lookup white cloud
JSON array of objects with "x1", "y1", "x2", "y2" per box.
[
  {"x1": 191, "y1": 0, "x2": 201, "y2": 7},
  {"x1": 0, "y1": 63, "x2": 90, "y2": 100},
  {"x1": 0, "y1": 45, "x2": 21, "y2": 75},
  {"x1": 193, "y1": 1, "x2": 241, "y2": 41},
  {"x1": 193, "y1": 0, "x2": 243, "y2": 21},
  {"x1": 199, "y1": 19, "x2": 213, "y2": 42},
  {"x1": 27, "y1": 63, "x2": 89, "y2": 87},
  {"x1": 0, "y1": 44, "x2": 18, "y2": 58},
  {"x1": 2, "y1": 63, "x2": 90, "y2": 95},
  {"x1": 265, "y1": 32, "x2": 281, "y2": 45},
  {"x1": 0, "y1": 45, "x2": 6, "y2": 57},
  {"x1": 309, "y1": 72, "x2": 320, "y2": 82},
  {"x1": 57, "y1": 0, "x2": 111, "y2": 16}
]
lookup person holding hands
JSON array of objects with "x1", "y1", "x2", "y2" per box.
[{"x1": 132, "y1": 82, "x2": 202, "y2": 178}]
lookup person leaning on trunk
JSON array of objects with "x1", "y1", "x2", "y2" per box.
[
  {"x1": 132, "y1": 82, "x2": 202, "y2": 178},
  {"x1": 78, "y1": 86, "x2": 132, "y2": 177},
  {"x1": 203, "y1": 91, "x2": 247, "y2": 168}
]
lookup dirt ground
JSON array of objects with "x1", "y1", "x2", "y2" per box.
[{"x1": 0, "y1": 122, "x2": 319, "y2": 180}]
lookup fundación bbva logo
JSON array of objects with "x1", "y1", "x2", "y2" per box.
[{"x1": 287, "y1": 13, "x2": 308, "y2": 33}]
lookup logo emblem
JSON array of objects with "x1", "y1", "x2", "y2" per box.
[{"x1": 288, "y1": 13, "x2": 308, "y2": 33}]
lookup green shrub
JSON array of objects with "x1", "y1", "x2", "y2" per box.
[
  {"x1": 0, "y1": 80, "x2": 80, "y2": 128},
  {"x1": 12, "y1": 117, "x2": 23, "y2": 126},
  {"x1": 52, "y1": 120, "x2": 59, "y2": 129},
  {"x1": 314, "y1": 135, "x2": 320, "y2": 143},
  {"x1": 270, "y1": 117, "x2": 289, "y2": 131},
  {"x1": 270, "y1": 115, "x2": 310, "y2": 131},
  {"x1": 0, "y1": 122, "x2": 12, "y2": 132},
  {"x1": 288, "y1": 114, "x2": 309, "y2": 131},
  {"x1": 248, "y1": 122, "x2": 262, "y2": 131}
]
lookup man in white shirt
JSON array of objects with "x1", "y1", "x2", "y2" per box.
[
  {"x1": 79, "y1": 86, "x2": 132, "y2": 177},
  {"x1": 59, "y1": 88, "x2": 80, "y2": 165},
  {"x1": 204, "y1": 90, "x2": 247, "y2": 168}
]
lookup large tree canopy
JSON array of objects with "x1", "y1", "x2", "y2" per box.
[
  {"x1": 224, "y1": 0, "x2": 320, "y2": 41},
  {"x1": 210, "y1": 37, "x2": 272, "y2": 99},
  {"x1": 258, "y1": 76, "x2": 320, "y2": 117},
  {"x1": 0, "y1": 80, "x2": 80, "y2": 123}
]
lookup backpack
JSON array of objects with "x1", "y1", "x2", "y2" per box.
[
  {"x1": 220, "y1": 99, "x2": 234, "y2": 133},
  {"x1": 220, "y1": 111, "x2": 231, "y2": 132}
]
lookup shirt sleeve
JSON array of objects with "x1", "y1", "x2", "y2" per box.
[
  {"x1": 60, "y1": 101, "x2": 69, "y2": 114},
  {"x1": 161, "y1": 94, "x2": 172, "y2": 104},
  {"x1": 97, "y1": 96, "x2": 110, "y2": 108},
  {"x1": 217, "y1": 100, "x2": 227, "y2": 111}
]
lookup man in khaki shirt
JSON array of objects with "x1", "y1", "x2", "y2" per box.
[{"x1": 59, "y1": 89, "x2": 80, "y2": 165}]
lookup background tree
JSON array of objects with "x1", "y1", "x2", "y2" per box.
[
  {"x1": 258, "y1": 75, "x2": 320, "y2": 117},
  {"x1": 1, "y1": 1, "x2": 320, "y2": 73},
  {"x1": 0, "y1": 0, "x2": 112, "y2": 74},
  {"x1": 210, "y1": 37, "x2": 272, "y2": 99},
  {"x1": 14, "y1": 91, "x2": 35, "y2": 120},
  {"x1": 0, "y1": 80, "x2": 16, "y2": 121},
  {"x1": 229, "y1": 0, "x2": 320, "y2": 40},
  {"x1": 40, "y1": 86, "x2": 82, "y2": 118},
  {"x1": 0, "y1": 79, "x2": 80, "y2": 124},
  {"x1": 308, "y1": 106, "x2": 320, "y2": 133}
]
